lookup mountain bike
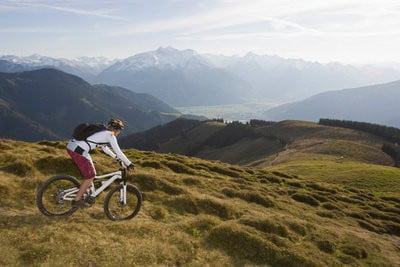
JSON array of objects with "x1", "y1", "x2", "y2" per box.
[{"x1": 36, "y1": 162, "x2": 142, "y2": 221}]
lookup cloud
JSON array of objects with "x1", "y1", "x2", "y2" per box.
[
  {"x1": 34, "y1": 4, "x2": 127, "y2": 21},
  {"x1": 0, "y1": 27, "x2": 76, "y2": 35},
  {"x1": 0, "y1": 1, "x2": 127, "y2": 20},
  {"x1": 0, "y1": 26, "x2": 74, "y2": 34},
  {"x1": 105, "y1": 1, "x2": 318, "y2": 36},
  {"x1": 105, "y1": 0, "x2": 370, "y2": 37}
]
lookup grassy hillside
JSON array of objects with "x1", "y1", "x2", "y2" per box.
[
  {"x1": 158, "y1": 120, "x2": 226, "y2": 154},
  {"x1": 253, "y1": 120, "x2": 394, "y2": 167},
  {"x1": 123, "y1": 119, "x2": 394, "y2": 168},
  {"x1": 1, "y1": 139, "x2": 400, "y2": 266}
]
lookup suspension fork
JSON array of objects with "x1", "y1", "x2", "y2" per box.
[
  {"x1": 119, "y1": 181, "x2": 127, "y2": 205},
  {"x1": 119, "y1": 168, "x2": 127, "y2": 205}
]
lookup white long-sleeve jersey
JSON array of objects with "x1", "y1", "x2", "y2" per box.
[{"x1": 71, "y1": 130, "x2": 132, "y2": 166}]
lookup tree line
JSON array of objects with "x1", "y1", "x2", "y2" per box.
[
  {"x1": 319, "y1": 118, "x2": 400, "y2": 167},
  {"x1": 319, "y1": 118, "x2": 400, "y2": 144}
]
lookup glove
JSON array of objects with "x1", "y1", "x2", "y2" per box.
[
  {"x1": 115, "y1": 158, "x2": 123, "y2": 166},
  {"x1": 127, "y1": 163, "x2": 135, "y2": 170}
]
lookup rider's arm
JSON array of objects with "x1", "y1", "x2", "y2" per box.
[
  {"x1": 102, "y1": 145, "x2": 117, "y2": 159},
  {"x1": 108, "y1": 134, "x2": 132, "y2": 166}
]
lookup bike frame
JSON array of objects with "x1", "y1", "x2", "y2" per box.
[
  {"x1": 62, "y1": 168, "x2": 127, "y2": 204},
  {"x1": 90, "y1": 171, "x2": 123, "y2": 198}
]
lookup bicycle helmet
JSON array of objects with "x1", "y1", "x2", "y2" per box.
[{"x1": 107, "y1": 118, "x2": 125, "y2": 130}]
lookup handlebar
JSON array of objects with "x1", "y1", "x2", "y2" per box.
[
  {"x1": 118, "y1": 160, "x2": 126, "y2": 168},
  {"x1": 117, "y1": 159, "x2": 134, "y2": 171}
]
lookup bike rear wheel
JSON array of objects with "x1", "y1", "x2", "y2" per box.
[
  {"x1": 36, "y1": 175, "x2": 80, "y2": 216},
  {"x1": 104, "y1": 184, "x2": 142, "y2": 221}
]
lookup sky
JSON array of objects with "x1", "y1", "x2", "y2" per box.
[{"x1": 1, "y1": 0, "x2": 400, "y2": 64}]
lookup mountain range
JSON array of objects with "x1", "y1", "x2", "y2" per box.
[
  {"x1": 0, "y1": 69, "x2": 180, "y2": 141},
  {"x1": 3, "y1": 47, "x2": 400, "y2": 107},
  {"x1": 0, "y1": 54, "x2": 116, "y2": 83},
  {"x1": 205, "y1": 53, "x2": 400, "y2": 102},
  {"x1": 96, "y1": 47, "x2": 249, "y2": 106},
  {"x1": 264, "y1": 80, "x2": 400, "y2": 128}
]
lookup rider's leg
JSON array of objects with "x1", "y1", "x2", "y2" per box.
[
  {"x1": 75, "y1": 177, "x2": 94, "y2": 201},
  {"x1": 66, "y1": 148, "x2": 96, "y2": 205}
]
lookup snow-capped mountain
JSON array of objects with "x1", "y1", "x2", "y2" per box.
[
  {"x1": 105, "y1": 47, "x2": 209, "y2": 73},
  {"x1": 0, "y1": 54, "x2": 116, "y2": 82},
  {"x1": 97, "y1": 47, "x2": 250, "y2": 106}
]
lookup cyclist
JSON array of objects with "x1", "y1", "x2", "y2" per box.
[{"x1": 66, "y1": 119, "x2": 134, "y2": 208}]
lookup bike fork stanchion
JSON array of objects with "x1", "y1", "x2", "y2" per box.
[{"x1": 119, "y1": 184, "x2": 127, "y2": 205}]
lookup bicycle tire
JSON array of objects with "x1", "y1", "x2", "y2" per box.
[
  {"x1": 104, "y1": 184, "x2": 142, "y2": 221},
  {"x1": 36, "y1": 175, "x2": 80, "y2": 217}
]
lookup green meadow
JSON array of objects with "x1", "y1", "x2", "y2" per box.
[{"x1": 1, "y1": 138, "x2": 400, "y2": 266}]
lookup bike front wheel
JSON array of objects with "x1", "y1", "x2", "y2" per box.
[
  {"x1": 104, "y1": 184, "x2": 142, "y2": 221},
  {"x1": 36, "y1": 175, "x2": 80, "y2": 217}
]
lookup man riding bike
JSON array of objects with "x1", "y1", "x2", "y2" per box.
[{"x1": 66, "y1": 118, "x2": 134, "y2": 208}]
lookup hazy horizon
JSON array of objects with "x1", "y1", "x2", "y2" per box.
[{"x1": 2, "y1": 0, "x2": 400, "y2": 64}]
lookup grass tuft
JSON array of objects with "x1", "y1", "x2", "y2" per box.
[
  {"x1": 166, "y1": 194, "x2": 199, "y2": 215},
  {"x1": 19, "y1": 246, "x2": 53, "y2": 264},
  {"x1": 316, "y1": 210, "x2": 343, "y2": 219},
  {"x1": 341, "y1": 245, "x2": 368, "y2": 259},
  {"x1": 163, "y1": 161, "x2": 196, "y2": 175},
  {"x1": 166, "y1": 194, "x2": 239, "y2": 219},
  {"x1": 208, "y1": 165, "x2": 240, "y2": 177},
  {"x1": 207, "y1": 223, "x2": 317, "y2": 266},
  {"x1": 197, "y1": 197, "x2": 239, "y2": 220},
  {"x1": 134, "y1": 174, "x2": 185, "y2": 195},
  {"x1": 1, "y1": 160, "x2": 33, "y2": 176},
  {"x1": 0, "y1": 141, "x2": 12, "y2": 150},
  {"x1": 182, "y1": 177, "x2": 202, "y2": 186},
  {"x1": 239, "y1": 217, "x2": 289, "y2": 237},
  {"x1": 263, "y1": 176, "x2": 283, "y2": 183},
  {"x1": 180, "y1": 215, "x2": 221, "y2": 237},
  {"x1": 221, "y1": 188, "x2": 275, "y2": 208},
  {"x1": 37, "y1": 140, "x2": 65, "y2": 149},
  {"x1": 147, "y1": 205, "x2": 169, "y2": 220},
  {"x1": 382, "y1": 221, "x2": 400, "y2": 236},
  {"x1": 291, "y1": 193, "x2": 319, "y2": 206},
  {"x1": 34, "y1": 156, "x2": 79, "y2": 175},
  {"x1": 140, "y1": 160, "x2": 163, "y2": 169},
  {"x1": 306, "y1": 183, "x2": 338, "y2": 194},
  {"x1": 287, "y1": 222, "x2": 307, "y2": 236},
  {"x1": 311, "y1": 193, "x2": 329, "y2": 203},
  {"x1": 272, "y1": 171, "x2": 292, "y2": 178},
  {"x1": 322, "y1": 202, "x2": 340, "y2": 210},
  {"x1": 357, "y1": 220, "x2": 385, "y2": 234},
  {"x1": 316, "y1": 240, "x2": 336, "y2": 253},
  {"x1": 380, "y1": 196, "x2": 400, "y2": 204},
  {"x1": 287, "y1": 181, "x2": 303, "y2": 188}
]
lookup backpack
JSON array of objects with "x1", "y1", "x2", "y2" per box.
[{"x1": 72, "y1": 123, "x2": 107, "y2": 141}]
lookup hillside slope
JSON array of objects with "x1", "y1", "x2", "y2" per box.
[
  {"x1": 264, "y1": 80, "x2": 400, "y2": 128},
  {"x1": 122, "y1": 119, "x2": 394, "y2": 167},
  {"x1": 0, "y1": 69, "x2": 180, "y2": 141},
  {"x1": 119, "y1": 118, "x2": 203, "y2": 150},
  {"x1": 1, "y1": 139, "x2": 400, "y2": 266}
]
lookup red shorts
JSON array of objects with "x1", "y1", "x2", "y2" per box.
[{"x1": 67, "y1": 149, "x2": 96, "y2": 179}]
